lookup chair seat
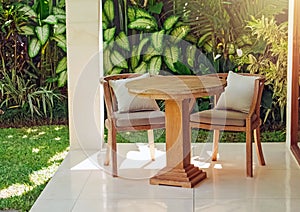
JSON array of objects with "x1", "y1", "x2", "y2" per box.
[
  {"x1": 114, "y1": 110, "x2": 165, "y2": 127},
  {"x1": 190, "y1": 109, "x2": 258, "y2": 127}
]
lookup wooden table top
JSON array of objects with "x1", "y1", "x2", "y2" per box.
[{"x1": 126, "y1": 75, "x2": 226, "y2": 100}]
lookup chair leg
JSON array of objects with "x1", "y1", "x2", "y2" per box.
[
  {"x1": 147, "y1": 130, "x2": 155, "y2": 161},
  {"x1": 111, "y1": 127, "x2": 118, "y2": 177},
  {"x1": 104, "y1": 120, "x2": 111, "y2": 166},
  {"x1": 104, "y1": 120, "x2": 118, "y2": 177},
  {"x1": 254, "y1": 127, "x2": 266, "y2": 166},
  {"x1": 246, "y1": 129, "x2": 253, "y2": 177},
  {"x1": 212, "y1": 130, "x2": 220, "y2": 161},
  {"x1": 104, "y1": 128, "x2": 111, "y2": 166}
]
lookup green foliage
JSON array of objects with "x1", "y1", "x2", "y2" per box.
[
  {"x1": 0, "y1": 125, "x2": 69, "y2": 211},
  {"x1": 170, "y1": 0, "x2": 288, "y2": 73},
  {"x1": 101, "y1": 0, "x2": 288, "y2": 130},
  {"x1": 19, "y1": 0, "x2": 67, "y2": 87},
  {"x1": 246, "y1": 16, "x2": 288, "y2": 125},
  {"x1": 102, "y1": 0, "x2": 193, "y2": 75},
  {"x1": 0, "y1": 0, "x2": 67, "y2": 123},
  {"x1": 166, "y1": 0, "x2": 288, "y2": 129}
]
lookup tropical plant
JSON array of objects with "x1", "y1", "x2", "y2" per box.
[
  {"x1": 166, "y1": 0, "x2": 288, "y2": 73},
  {"x1": 0, "y1": 0, "x2": 29, "y2": 75},
  {"x1": 102, "y1": 0, "x2": 196, "y2": 75},
  {"x1": 0, "y1": 69, "x2": 64, "y2": 120},
  {"x1": 246, "y1": 16, "x2": 288, "y2": 125},
  {"x1": 18, "y1": 0, "x2": 67, "y2": 87},
  {"x1": 0, "y1": 0, "x2": 67, "y2": 124}
]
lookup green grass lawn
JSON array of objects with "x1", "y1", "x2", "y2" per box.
[
  {"x1": 0, "y1": 125, "x2": 69, "y2": 212},
  {"x1": 115, "y1": 129, "x2": 286, "y2": 144}
]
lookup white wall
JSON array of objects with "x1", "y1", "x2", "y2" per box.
[{"x1": 66, "y1": 0, "x2": 103, "y2": 150}]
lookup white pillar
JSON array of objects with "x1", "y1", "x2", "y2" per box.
[{"x1": 66, "y1": 0, "x2": 103, "y2": 150}]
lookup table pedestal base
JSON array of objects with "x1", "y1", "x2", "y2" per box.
[{"x1": 150, "y1": 164, "x2": 206, "y2": 188}]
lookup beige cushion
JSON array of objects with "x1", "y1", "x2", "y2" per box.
[
  {"x1": 215, "y1": 71, "x2": 258, "y2": 113},
  {"x1": 190, "y1": 109, "x2": 258, "y2": 127},
  {"x1": 114, "y1": 111, "x2": 165, "y2": 127},
  {"x1": 109, "y1": 74, "x2": 159, "y2": 113}
]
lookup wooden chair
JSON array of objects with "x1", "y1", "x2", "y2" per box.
[
  {"x1": 100, "y1": 74, "x2": 165, "y2": 177},
  {"x1": 190, "y1": 72, "x2": 266, "y2": 177}
]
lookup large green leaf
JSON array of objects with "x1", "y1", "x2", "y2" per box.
[
  {"x1": 151, "y1": 30, "x2": 165, "y2": 51},
  {"x1": 174, "y1": 61, "x2": 191, "y2": 75},
  {"x1": 143, "y1": 46, "x2": 161, "y2": 62},
  {"x1": 134, "y1": 62, "x2": 147, "y2": 73},
  {"x1": 148, "y1": 56, "x2": 162, "y2": 75},
  {"x1": 136, "y1": 38, "x2": 149, "y2": 61},
  {"x1": 163, "y1": 15, "x2": 179, "y2": 31},
  {"x1": 42, "y1": 15, "x2": 57, "y2": 25},
  {"x1": 164, "y1": 45, "x2": 179, "y2": 63},
  {"x1": 58, "y1": 70, "x2": 67, "y2": 87},
  {"x1": 53, "y1": 23, "x2": 66, "y2": 35},
  {"x1": 103, "y1": 27, "x2": 116, "y2": 42},
  {"x1": 35, "y1": 25, "x2": 50, "y2": 45},
  {"x1": 130, "y1": 46, "x2": 139, "y2": 70},
  {"x1": 53, "y1": 7, "x2": 66, "y2": 15},
  {"x1": 115, "y1": 31, "x2": 130, "y2": 51},
  {"x1": 104, "y1": 0, "x2": 114, "y2": 24},
  {"x1": 19, "y1": 5, "x2": 37, "y2": 22},
  {"x1": 135, "y1": 8, "x2": 154, "y2": 20},
  {"x1": 56, "y1": 57, "x2": 67, "y2": 74},
  {"x1": 28, "y1": 38, "x2": 41, "y2": 58},
  {"x1": 164, "y1": 45, "x2": 179, "y2": 72},
  {"x1": 102, "y1": 13, "x2": 109, "y2": 30},
  {"x1": 164, "y1": 56, "x2": 176, "y2": 73},
  {"x1": 19, "y1": 26, "x2": 35, "y2": 35},
  {"x1": 197, "y1": 32, "x2": 212, "y2": 47},
  {"x1": 186, "y1": 45, "x2": 197, "y2": 67},
  {"x1": 111, "y1": 67, "x2": 124, "y2": 75},
  {"x1": 170, "y1": 26, "x2": 190, "y2": 44},
  {"x1": 111, "y1": 50, "x2": 128, "y2": 69},
  {"x1": 127, "y1": 7, "x2": 136, "y2": 23},
  {"x1": 52, "y1": 34, "x2": 67, "y2": 52},
  {"x1": 103, "y1": 49, "x2": 113, "y2": 74},
  {"x1": 128, "y1": 18, "x2": 158, "y2": 31},
  {"x1": 54, "y1": 14, "x2": 66, "y2": 22}
]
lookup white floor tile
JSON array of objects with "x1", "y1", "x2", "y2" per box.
[
  {"x1": 30, "y1": 143, "x2": 300, "y2": 212},
  {"x1": 72, "y1": 199, "x2": 194, "y2": 212},
  {"x1": 30, "y1": 199, "x2": 76, "y2": 212}
]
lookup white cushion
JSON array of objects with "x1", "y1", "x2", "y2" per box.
[
  {"x1": 109, "y1": 74, "x2": 159, "y2": 113},
  {"x1": 215, "y1": 71, "x2": 258, "y2": 113}
]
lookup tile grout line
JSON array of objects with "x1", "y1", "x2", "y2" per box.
[{"x1": 70, "y1": 170, "x2": 93, "y2": 211}]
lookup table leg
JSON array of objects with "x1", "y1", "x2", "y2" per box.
[{"x1": 150, "y1": 99, "x2": 206, "y2": 188}]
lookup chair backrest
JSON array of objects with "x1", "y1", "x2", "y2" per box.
[
  {"x1": 206, "y1": 72, "x2": 265, "y2": 116},
  {"x1": 100, "y1": 74, "x2": 142, "y2": 118}
]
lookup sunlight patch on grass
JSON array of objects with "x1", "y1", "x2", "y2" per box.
[
  {"x1": 38, "y1": 131, "x2": 46, "y2": 136},
  {"x1": 54, "y1": 126, "x2": 63, "y2": 131},
  {"x1": 48, "y1": 148, "x2": 69, "y2": 163},
  {"x1": 0, "y1": 148, "x2": 69, "y2": 199},
  {"x1": 0, "y1": 183, "x2": 31, "y2": 199},
  {"x1": 29, "y1": 163, "x2": 60, "y2": 186},
  {"x1": 32, "y1": 148, "x2": 40, "y2": 153},
  {"x1": 0, "y1": 125, "x2": 69, "y2": 211}
]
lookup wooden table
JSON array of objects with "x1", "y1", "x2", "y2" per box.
[{"x1": 126, "y1": 75, "x2": 225, "y2": 188}]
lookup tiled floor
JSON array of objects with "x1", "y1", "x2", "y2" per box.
[{"x1": 30, "y1": 143, "x2": 300, "y2": 212}]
